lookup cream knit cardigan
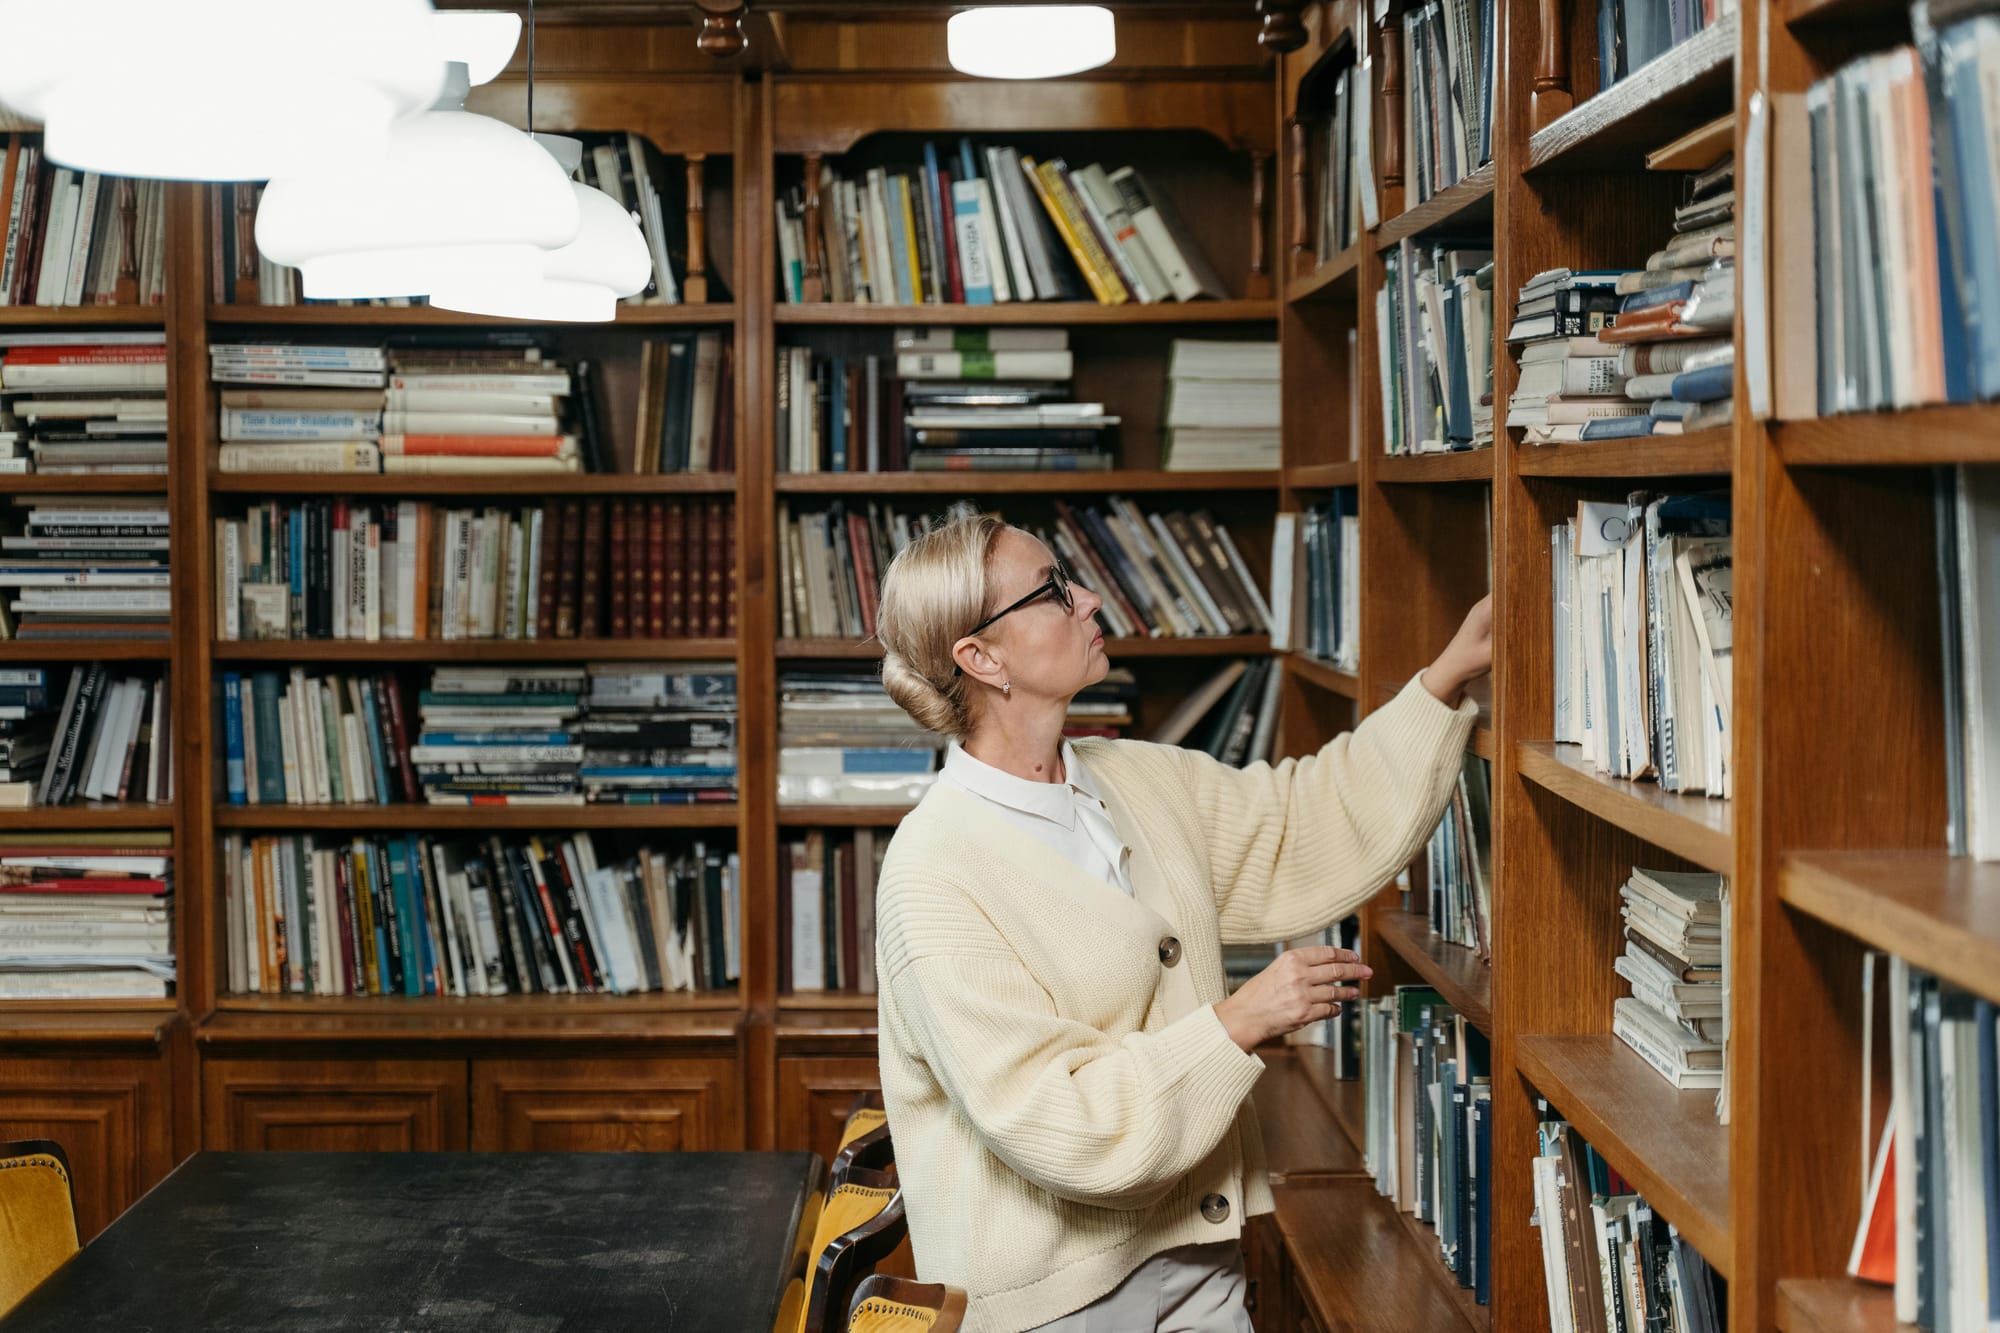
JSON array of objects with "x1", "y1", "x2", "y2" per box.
[{"x1": 874, "y1": 675, "x2": 1479, "y2": 1333}]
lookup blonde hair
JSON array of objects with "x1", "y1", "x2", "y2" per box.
[{"x1": 878, "y1": 510, "x2": 1007, "y2": 740}]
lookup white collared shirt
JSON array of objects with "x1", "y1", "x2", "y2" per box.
[{"x1": 938, "y1": 739, "x2": 1134, "y2": 895}]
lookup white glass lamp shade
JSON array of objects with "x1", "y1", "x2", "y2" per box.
[
  {"x1": 256, "y1": 110, "x2": 582, "y2": 301},
  {"x1": 947, "y1": 6, "x2": 1116, "y2": 80},
  {"x1": 430, "y1": 182, "x2": 653, "y2": 322},
  {"x1": 432, "y1": 10, "x2": 522, "y2": 86},
  {"x1": 0, "y1": 0, "x2": 444, "y2": 181}
]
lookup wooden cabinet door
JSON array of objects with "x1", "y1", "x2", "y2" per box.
[
  {"x1": 0, "y1": 1053, "x2": 174, "y2": 1241},
  {"x1": 470, "y1": 1057, "x2": 739, "y2": 1152},
  {"x1": 202, "y1": 1058, "x2": 468, "y2": 1151},
  {"x1": 774, "y1": 1056, "x2": 880, "y2": 1164}
]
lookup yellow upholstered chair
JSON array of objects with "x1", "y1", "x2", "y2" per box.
[
  {"x1": 831, "y1": 1093, "x2": 891, "y2": 1184},
  {"x1": 0, "y1": 1140, "x2": 80, "y2": 1317},
  {"x1": 773, "y1": 1163, "x2": 908, "y2": 1333},
  {"x1": 846, "y1": 1275, "x2": 968, "y2": 1333}
]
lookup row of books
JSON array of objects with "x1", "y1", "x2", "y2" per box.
[
  {"x1": 215, "y1": 497, "x2": 737, "y2": 642},
  {"x1": 223, "y1": 832, "x2": 738, "y2": 998},
  {"x1": 1613, "y1": 867, "x2": 1730, "y2": 1121},
  {"x1": 221, "y1": 663, "x2": 738, "y2": 808},
  {"x1": 0, "y1": 333, "x2": 168, "y2": 474},
  {"x1": 0, "y1": 664, "x2": 172, "y2": 809},
  {"x1": 1312, "y1": 60, "x2": 1375, "y2": 259},
  {"x1": 1551, "y1": 493, "x2": 1733, "y2": 797},
  {"x1": 1380, "y1": 241, "x2": 1495, "y2": 454},
  {"x1": 784, "y1": 828, "x2": 885, "y2": 994},
  {"x1": 0, "y1": 137, "x2": 166, "y2": 307},
  {"x1": 1848, "y1": 956, "x2": 1998, "y2": 1330},
  {"x1": 1272, "y1": 493, "x2": 1360, "y2": 668},
  {"x1": 1404, "y1": 0, "x2": 1497, "y2": 206},
  {"x1": 1597, "y1": 0, "x2": 1731, "y2": 92},
  {"x1": 0, "y1": 834, "x2": 173, "y2": 999},
  {"x1": 1422, "y1": 754, "x2": 1493, "y2": 959},
  {"x1": 1360, "y1": 986, "x2": 1494, "y2": 1305},
  {"x1": 775, "y1": 139, "x2": 1226, "y2": 307},
  {"x1": 778, "y1": 671, "x2": 943, "y2": 807},
  {"x1": 1151, "y1": 658, "x2": 1284, "y2": 768},
  {"x1": 1938, "y1": 466, "x2": 2000, "y2": 862},
  {"x1": 1, "y1": 495, "x2": 170, "y2": 641},
  {"x1": 1531, "y1": 1116, "x2": 1725, "y2": 1333}
]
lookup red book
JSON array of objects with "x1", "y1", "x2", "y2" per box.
[
  {"x1": 12, "y1": 149, "x2": 46, "y2": 305},
  {"x1": 626, "y1": 495, "x2": 647, "y2": 639},
  {"x1": 378, "y1": 434, "x2": 569, "y2": 458},
  {"x1": 534, "y1": 503, "x2": 562, "y2": 640},
  {"x1": 578, "y1": 500, "x2": 606, "y2": 638},
  {"x1": 554, "y1": 500, "x2": 584, "y2": 638},
  {"x1": 0, "y1": 845, "x2": 172, "y2": 860},
  {"x1": 937, "y1": 166, "x2": 964, "y2": 304},
  {"x1": 334, "y1": 854, "x2": 360, "y2": 995},
  {"x1": 703, "y1": 502, "x2": 725, "y2": 637},
  {"x1": 664, "y1": 500, "x2": 687, "y2": 638},
  {"x1": 608, "y1": 499, "x2": 630, "y2": 639},
  {"x1": 847, "y1": 509, "x2": 879, "y2": 637},
  {"x1": 646, "y1": 499, "x2": 666, "y2": 637},
  {"x1": 0, "y1": 878, "x2": 169, "y2": 894},
  {"x1": 712, "y1": 344, "x2": 735, "y2": 473},
  {"x1": 378, "y1": 674, "x2": 421, "y2": 803},
  {"x1": 838, "y1": 840, "x2": 860, "y2": 989},
  {"x1": 1847, "y1": 1122, "x2": 1896, "y2": 1284},
  {"x1": 0, "y1": 346, "x2": 167, "y2": 365},
  {"x1": 725, "y1": 502, "x2": 738, "y2": 635}
]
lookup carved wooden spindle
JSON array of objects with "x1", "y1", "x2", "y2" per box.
[
  {"x1": 1247, "y1": 149, "x2": 1272, "y2": 300},
  {"x1": 694, "y1": 0, "x2": 748, "y2": 57},
  {"x1": 234, "y1": 183, "x2": 259, "y2": 305},
  {"x1": 114, "y1": 178, "x2": 139, "y2": 304},
  {"x1": 1286, "y1": 117, "x2": 1311, "y2": 274},
  {"x1": 1531, "y1": 0, "x2": 1574, "y2": 131},
  {"x1": 1378, "y1": 17, "x2": 1404, "y2": 195},
  {"x1": 684, "y1": 152, "x2": 710, "y2": 305},
  {"x1": 800, "y1": 150, "x2": 825, "y2": 304},
  {"x1": 1257, "y1": 0, "x2": 1308, "y2": 52}
]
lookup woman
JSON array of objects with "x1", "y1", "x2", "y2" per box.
[{"x1": 873, "y1": 512, "x2": 1490, "y2": 1333}]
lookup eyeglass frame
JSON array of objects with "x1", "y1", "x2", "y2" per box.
[{"x1": 957, "y1": 557, "x2": 1079, "y2": 648}]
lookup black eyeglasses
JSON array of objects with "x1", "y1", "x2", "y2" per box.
[{"x1": 964, "y1": 558, "x2": 1078, "y2": 638}]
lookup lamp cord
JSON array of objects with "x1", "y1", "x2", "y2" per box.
[{"x1": 526, "y1": 0, "x2": 536, "y2": 135}]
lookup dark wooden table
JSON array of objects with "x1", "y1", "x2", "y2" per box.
[{"x1": 0, "y1": 1151, "x2": 819, "y2": 1332}]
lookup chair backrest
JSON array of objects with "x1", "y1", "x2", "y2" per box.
[
  {"x1": 846, "y1": 1275, "x2": 968, "y2": 1333},
  {"x1": 832, "y1": 1092, "x2": 892, "y2": 1184},
  {"x1": 801, "y1": 1164, "x2": 908, "y2": 1333},
  {"x1": 0, "y1": 1140, "x2": 79, "y2": 1317},
  {"x1": 772, "y1": 1155, "x2": 830, "y2": 1333}
]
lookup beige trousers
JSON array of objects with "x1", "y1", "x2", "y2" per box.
[{"x1": 1026, "y1": 1240, "x2": 1252, "y2": 1333}]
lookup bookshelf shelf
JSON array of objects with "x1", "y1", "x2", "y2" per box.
[
  {"x1": 197, "y1": 997, "x2": 742, "y2": 1044},
  {"x1": 776, "y1": 992, "x2": 881, "y2": 1011},
  {"x1": 1255, "y1": 1048, "x2": 1370, "y2": 1179},
  {"x1": 1286, "y1": 461, "x2": 1362, "y2": 488},
  {"x1": 1516, "y1": 741, "x2": 1733, "y2": 872},
  {"x1": 1374, "y1": 909, "x2": 1493, "y2": 1034},
  {"x1": 1375, "y1": 450, "x2": 1495, "y2": 484},
  {"x1": 0, "y1": 306, "x2": 164, "y2": 327},
  {"x1": 0, "y1": 803, "x2": 174, "y2": 830},
  {"x1": 777, "y1": 805, "x2": 913, "y2": 827},
  {"x1": 1525, "y1": 17, "x2": 1738, "y2": 173},
  {"x1": 1291, "y1": 1043, "x2": 1368, "y2": 1149},
  {"x1": 1273, "y1": 1176, "x2": 1488, "y2": 1332},
  {"x1": 1286, "y1": 247, "x2": 1362, "y2": 305},
  {"x1": 212, "y1": 803, "x2": 740, "y2": 832},
  {"x1": 0, "y1": 1007, "x2": 177, "y2": 1046},
  {"x1": 1773, "y1": 405, "x2": 2000, "y2": 466},
  {"x1": 773, "y1": 1009, "x2": 881, "y2": 1042},
  {"x1": 772, "y1": 469, "x2": 1280, "y2": 495},
  {"x1": 1375, "y1": 164, "x2": 1498, "y2": 251},
  {"x1": 210, "y1": 638, "x2": 737, "y2": 664},
  {"x1": 206, "y1": 303, "x2": 739, "y2": 327},
  {"x1": 1517, "y1": 1034, "x2": 1731, "y2": 1275},
  {"x1": 208, "y1": 472, "x2": 739, "y2": 498},
  {"x1": 774, "y1": 635, "x2": 1275, "y2": 660},
  {"x1": 1514, "y1": 429, "x2": 1735, "y2": 478},
  {"x1": 771, "y1": 300, "x2": 1279, "y2": 327},
  {"x1": 0, "y1": 641, "x2": 170, "y2": 662},
  {"x1": 1779, "y1": 850, "x2": 2000, "y2": 1004},
  {"x1": 1287, "y1": 653, "x2": 1361, "y2": 698},
  {"x1": 2, "y1": 475, "x2": 170, "y2": 494},
  {"x1": 1784, "y1": 0, "x2": 1905, "y2": 25},
  {"x1": 1774, "y1": 1278, "x2": 1896, "y2": 1332}
]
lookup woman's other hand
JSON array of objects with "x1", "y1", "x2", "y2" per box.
[
  {"x1": 1214, "y1": 946, "x2": 1373, "y2": 1052},
  {"x1": 1422, "y1": 593, "x2": 1493, "y2": 705}
]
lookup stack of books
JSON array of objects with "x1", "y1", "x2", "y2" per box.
[
  {"x1": 222, "y1": 831, "x2": 737, "y2": 997},
  {"x1": 1934, "y1": 466, "x2": 1999, "y2": 861},
  {"x1": 631, "y1": 333, "x2": 733, "y2": 472},
  {"x1": 1531, "y1": 1117, "x2": 1725, "y2": 1333},
  {"x1": 219, "y1": 668, "x2": 418, "y2": 808},
  {"x1": 1504, "y1": 270, "x2": 1637, "y2": 443},
  {"x1": 0, "y1": 834, "x2": 174, "y2": 999},
  {"x1": 1272, "y1": 493, "x2": 1360, "y2": 667},
  {"x1": 1148, "y1": 658, "x2": 1284, "y2": 767},
  {"x1": 0, "y1": 140, "x2": 166, "y2": 306},
  {"x1": 216, "y1": 497, "x2": 737, "y2": 642},
  {"x1": 1361, "y1": 985, "x2": 1494, "y2": 1305},
  {"x1": 775, "y1": 137, "x2": 1226, "y2": 306},
  {"x1": 2, "y1": 495, "x2": 170, "y2": 641},
  {"x1": 784, "y1": 828, "x2": 887, "y2": 994},
  {"x1": 0, "y1": 333, "x2": 168, "y2": 474},
  {"x1": 1613, "y1": 868, "x2": 1728, "y2": 1100},
  {"x1": 1163, "y1": 339, "x2": 1280, "y2": 470},
  {"x1": 212, "y1": 342, "x2": 387, "y2": 473},
  {"x1": 579, "y1": 662, "x2": 737, "y2": 805},
  {"x1": 779, "y1": 671, "x2": 943, "y2": 807},
  {"x1": 1382, "y1": 242, "x2": 1496, "y2": 454},
  {"x1": 1550, "y1": 492, "x2": 1732, "y2": 796},
  {"x1": 1, "y1": 664, "x2": 172, "y2": 808},
  {"x1": 415, "y1": 666, "x2": 588, "y2": 807},
  {"x1": 1423, "y1": 754, "x2": 1493, "y2": 958},
  {"x1": 1065, "y1": 668, "x2": 1138, "y2": 739},
  {"x1": 1402, "y1": 0, "x2": 1497, "y2": 205}
]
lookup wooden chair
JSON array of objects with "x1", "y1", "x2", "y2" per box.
[
  {"x1": 773, "y1": 1162, "x2": 909, "y2": 1333},
  {"x1": 845, "y1": 1275, "x2": 967, "y2": 1332},
  {"x1": 0, "y1": 1140, "x2": 80, "y2": 1317},
  {"x1": 831, "y1": 1092, "x2": 892, "y2": 1183}
]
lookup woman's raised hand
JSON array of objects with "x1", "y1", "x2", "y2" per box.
[
  {"x1": 1422, "y1": 593, "x2": 1494, "y2": 705},
  {"x1": 1214, "y1": 946, "x2": 1373, "y2": 1052}
]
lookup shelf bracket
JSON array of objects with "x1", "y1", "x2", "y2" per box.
[
  {"x1": 694, "y1": 0, "x2": 749, "y2": 59},
  {"x1": 1257, "y1": 0, "x2": 1309, "y2": 52}
]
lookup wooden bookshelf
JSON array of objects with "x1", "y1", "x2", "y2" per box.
[
  {"x1": 1774, "y1": 1279, "x2": 1897, "y2": 1332},
  {"x1": 1375, "y1": 450, "x2": 1496, "y2": 484},
  {"x1": 1375, "y1": 164, "x2": 1498, "y2": 250},
  {"x1": 210, "y1": 639, "x2": 738, "y2": 664},
  {"x1": 1779, "y1": 851, "x2": 2000, "y2": 1005},
  {"x1": 1287, "y1": 653, "x2": 1361, "y2": 698},
  {"x1": 1773, "y1": 405, "x2": 2000, "y2": 467},
  {"x1": 1272, "y1": 1177, "x2": 1487, "y2": 1332},
  {"x1": 1286, "y1": 460, "x2": 1361, "y2": 488},
  {"x1": 772, "y1": 469, "x2": 1280, "y2": 495},
  {"x1": 1286, "y1": 247, "x2": 1362, "y2": 305},
  {"x1": 1525, "y1": 17, "x2": 1738, "y2": 172},
  {"x1": 0, "y1": 641, "x2": 171, "y2": 662},
  {"x1": 0, "y1": 306, "x2": 163, "y2": 326},
  {"x1": 1373, "y1": 909, "x2": 1493, "y2": 1034},
  {"x1": 1513, "y1": 430, "x2": 1734, "y2": 478},
  {"x1": 775, "y1": 805, "x2": 913, "y2": 828},
  {"x1": 1, "y1": 474, "x2": 169, "y2": 494},
  {"x1": 773, "y1": 300, "x2": 1279, "y2": 326},
  {"x1": 1516, "y1": 741, "x2": 1733, "y2": 873},
  {"x1": 0, "y1": 803, "x2": 175, "y2": 830}
]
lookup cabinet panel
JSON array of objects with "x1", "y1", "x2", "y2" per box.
[
  {"x1": 775, "y1": 1055, "x2": 880, "y2": 1164},
  {"x1": 0, "y1": 1053, "x2": 173, "y2": 1241},
  {"x1": 471, "y1": 1057, "x2": 740, "y2": 1152},
  {"x1": 202, "y1": 1058, "x2": 468, "y2": 1151}
]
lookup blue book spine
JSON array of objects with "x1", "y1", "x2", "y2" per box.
[
  {"x1": 1670, "y1": 363, "x2": 1734, "y2": 403},
  {"x1": 922, "y1": 142, "x2": 949, "y2": 299},
  {"x1": 385, "y1": 837, "x2": 420, "y2": 995},
  {"x1": 288, "y1": 505, "x2": 305, "y2": 636},
  {"x1": 838, "y1": 750, "x2": 935, "y2": 774},
  {"x1": 579, "y1": 766, "x2": 737, "y2": 780},
  {"x1": 250, "y1": 672, "x2": 286, "y2": 804},
  {"x1": 408, "y1": 835, "x2": 440, "y2": 996},
  {"x1": 958, "y1": 136, "x2": 981, "y2": 185},
  {"x1": 1473, "y1": 1097, "x2": 1491, "y2": 1304},
  {"x1": 359, "y1": 679, "x2": 395, "y2": 806},
  {"x1": 953, "y1": 179, "x2": 994, "y2": 305},
  {"x1": 1619, "y1": 279, "x2": 1697, "y2": 313},
  {"x1": 1943, "y1": 23, "x2": 2000, "y2": 398},
  {"x1": 830, "y1": 356, "x2": 848, "y2": 472},
  {"x1": 222, "y1": 673, "x2": 247, "y2": 805},
  {"x1": 417, "y1": 731, "x2": 572, "y2": 746},
  {"x1": 1581, "y1": 414, "x2": 1660, "y2": 440},
  {"x1": 1980, "y1": 997, "x2": 2000, "y2": 1322}
]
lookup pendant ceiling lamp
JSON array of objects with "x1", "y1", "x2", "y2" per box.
[
  {"x1": 0, "y1": 0, "x2": 444, "y2": 181},
  {"x1": 947, "y1": 6, "x2": 1117, "y2": 80},
  {"x1": 255, "y1": 9, "x2": 579, "y2": 303}
]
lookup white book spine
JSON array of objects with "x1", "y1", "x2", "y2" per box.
[
  {"x1": 35, "y1": 172, "x2": 77, "y2": 307},
  {"x1": 63, "y1": 173, "x2": 100, "y2": 306},
  {"x1": 363, "y1": 515, "x2": 381, "y2": 641}
]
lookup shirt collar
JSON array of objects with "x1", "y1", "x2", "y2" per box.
[{"x1": 942, "y1": 738, "x2": 1089, "y2": 830}]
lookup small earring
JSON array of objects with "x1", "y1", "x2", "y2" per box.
[{"x1": 1001, "y1": 681, "x2": 1012, "y2": 696}]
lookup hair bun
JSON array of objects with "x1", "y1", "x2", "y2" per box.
[{"x1": 881, "y1": 650, "x2": 960, "y2": 737}]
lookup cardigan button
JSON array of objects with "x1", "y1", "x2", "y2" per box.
[
  {"x1": 1157, "y1": 936, "x2": 1182, "y2": 966},
  {"x1": 1201, "y1": 1193, "x2": 1230, "y2": 1223}
]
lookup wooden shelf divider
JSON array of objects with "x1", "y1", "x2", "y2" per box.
[
  {"x1": 1374, "y1": 165, "x2": 1498, "y2": 250},
  {"x1": 1773, "y1": 405, "x2": 2000, "y2": 466},
  {"x1": 1780, "y1": 850, "x2": 2000, "y2": 1005},
  {"x1": 1286, "y1": 460, "x2": 1362, "y2": 489},
  {"x1": 1516, "y1": 741, "x2": 1733, "y2": 872},
  {"x1": 0, "y1": 641, "x2": 171, "y2": 662},
  {"x1": 0, "y1": 804, "x2": 176, "y2": 831},
  {"x1": 1514, "y1": 429, "x2": 1734, "y2": 478},
  {"x1": 1286, "y1": 248, "x2": 1363, "y2": 305},
  {"x1": 1525, "y1": 16, "x2": 1738, "y2": 172}
]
